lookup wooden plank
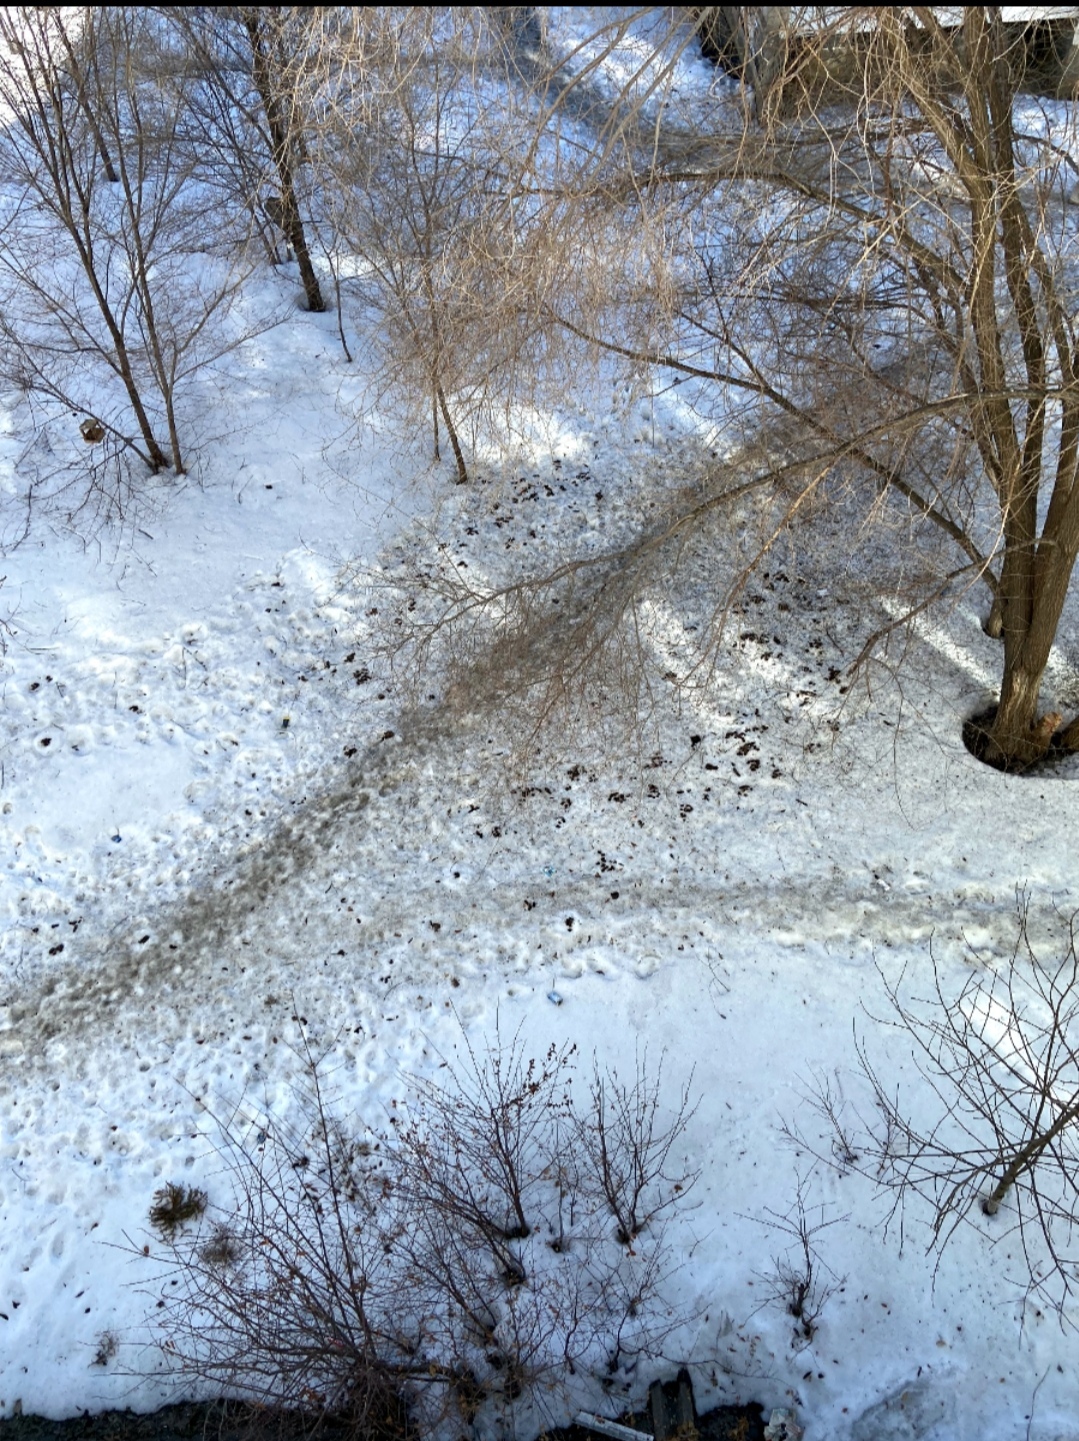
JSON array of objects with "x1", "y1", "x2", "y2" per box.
[
  {"x1": 574, "y1": 1414, "x2": 652, "y2": 1441},
  {"x1": 648, "y1": 1369, "x2": 698, "y2": 1441}
]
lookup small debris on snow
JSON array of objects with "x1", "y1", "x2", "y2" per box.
[{"x1": 764, "y1": 1409, "x2": 802, "y2": 1441}]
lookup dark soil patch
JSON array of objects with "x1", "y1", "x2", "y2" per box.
[
  {"x1": 962, "y1": 706, "x2": 1076, "y2": 775},
  {"x1": 541, "y1": 1406, "x2": 765, "y2": 1441},
  {"x1": 0, "y1": 1401, "x2": 359, "y2": 1441},
  {"x1": 0, "y1": 1401, "x2": 766, "y2": 1441},
  {"x1": 677, "y1": 1402, "x2": 766, "y2": 1441}
]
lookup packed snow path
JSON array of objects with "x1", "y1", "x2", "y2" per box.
[{"x1": 3, "y1": 627, "x2": 1071, "y2": 1076}]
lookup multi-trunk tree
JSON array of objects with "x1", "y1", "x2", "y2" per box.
[
  {"x1": 0, "y1": 6, "x2": 255, "y2": 482},
  {"x1": 515, "y1": 6, "x2": 1079, "y2": 770}
]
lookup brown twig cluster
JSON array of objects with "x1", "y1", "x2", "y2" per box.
[{"x1": 141, "y1": 1026, "x2": 699, "y2": 1436}]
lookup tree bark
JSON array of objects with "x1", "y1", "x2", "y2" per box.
[
  {"x1": 982, "y1": 1093, "x2": 1079, "y2": 1215},
  {"x1": 242, "y1": 9, "x2": 325, "y2": 313},
  {"x1": 985, "y1": 664, "x2": 1059, "y2": 768},
  {"x1": 436, "y1": 383, "x2": 468, "y2": 484}
]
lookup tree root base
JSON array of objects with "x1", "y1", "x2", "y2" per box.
[{"x1": 964, "y1": 706, "x2": 1079, "y2": 773}]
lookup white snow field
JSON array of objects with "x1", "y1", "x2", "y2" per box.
[
  {"x1": 2, "y1": 267, "x2": 1079, "y2": 1441},
  {"x1": 4, "y1": 10, "x2": 1079, "y2": 1441}
]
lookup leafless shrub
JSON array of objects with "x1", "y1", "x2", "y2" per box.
[
  {"x1": 795, "y1": 896, "x2": 1079, "y2": 1323},
  {"x1": 745, "y1": 1178, "x2": 846, "y2": 1346},
  {"x1": 142, "y1": 1026, "x2": 699, "y2": 1434},
  {"x1": 576, "y1": 1049, "x2": 699, "y2": 1245},
  {"x1": 390, "y1": 1029, "x2": 575, "y2": 1256},
  {"x1": 141, "y1": 1071, "x2": 419, "y2": 1434},
  {"x1": 312, "y1": 9, "x2": 543, "y2": 483},
  {"x1": 786, "y1": 1071, "x2": 861, "y2": 1174}
]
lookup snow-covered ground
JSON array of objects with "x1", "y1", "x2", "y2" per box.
[
  {"x1": 4, "y1": 10, "x2": 1079, "y2": 1440},
  {"x1": 2, "y1": 276, "x2": 1079, "y2": 1440}
]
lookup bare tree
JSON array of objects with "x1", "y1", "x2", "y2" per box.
[
  {"x1": 0, "y1": 7, "x2": 170, "y2": 470},
  {"x1": 148, "y1": 8, "x2": 274, "y2": 266},
  {"x1": 312, "y1": 8, "x2": 546, "y2": 483},
  {"x1": 408, "y1": 6, "x2": 1079, "y2": 770},
  {"x1": 0, "y1": 6, "x2": 258, "y2": 484},
  {"x1": 162, "y1": 6, "x2": 326, "y2": 309},
  {"x1": 238, "y1": 6, "x2": 325, "y2": 312},
  {"x1": 798, "y1": 898, "x2": 1079, "y2": 1323}
]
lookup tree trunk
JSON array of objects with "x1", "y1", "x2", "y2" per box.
[
  {"x1": 982, "y1": 593, "x2": 1003, "y2": 637},
  {"x1": 75, "y1": 229, "x2": 171, "y2": 471},
  {"x1": 281, "y1": 189, "x2": 325, "y2": 313},
  {"x1": 985, "y1": 663, "x2": 1057, "y2": 768},
  {"x1": 982, "y1": 1094, "x2": 1079, "y2": 1215},
  {"x1": 983, "y1": 558, "x2": 1069, "y2": 767},
  {"x1": 242, "y1": 9, "x2": 325, "y2": 314},
  {"x1": 436, "y1": 383, "x2": 468, "y2": 484},
  {"x1": 117, "y1": 361, "x2": 171, "y2": 472}
]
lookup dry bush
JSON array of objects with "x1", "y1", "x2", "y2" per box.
[
  {"x1": 576, "y1": 1050, "x2": 699, "y2": 1246},
  {"x1": 745, "y1": 1177, "x2": 847, "y2": 1347},
  {"x1": 143, "y1": 1025, "x2": 699, "y2": 1436},
  {"x1": 149, "y1": 1182, "x2": 208, "y2": 1239},
  {"x1": 308, "y1": 8, "x2": 556, "y2": 482}
]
